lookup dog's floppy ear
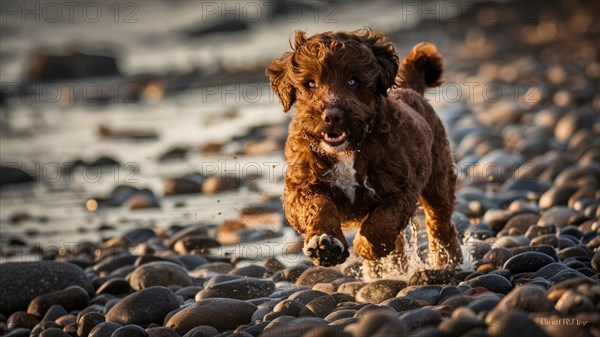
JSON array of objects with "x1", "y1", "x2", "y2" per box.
[
  {"x1": 266, "y1": 30, "x2": 308, "y2": 112},
  {"x1": 357, "y1": 28, "x2": 400, "y2": 94}
]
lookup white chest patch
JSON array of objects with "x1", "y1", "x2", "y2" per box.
[{"x1": 324, "y1": 153, "x2": 360, "y2": 203}]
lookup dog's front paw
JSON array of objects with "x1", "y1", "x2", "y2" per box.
[{"x1": 303, "y1": 233, "x2": 349, "y2": 267}]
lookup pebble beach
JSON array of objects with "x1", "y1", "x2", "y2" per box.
[{"x1": 0, "y1": 1, "x2": 599, "y2": 337}]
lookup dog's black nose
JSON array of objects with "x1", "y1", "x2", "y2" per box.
[{"x1": 322, "y1": 108, "x2": 343, "y2": 125}]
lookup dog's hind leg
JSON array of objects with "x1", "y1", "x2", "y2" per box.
[{"x1": 420, "y1": 168, "x2": 463, "y2": 268}]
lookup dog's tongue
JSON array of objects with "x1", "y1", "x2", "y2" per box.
[{"x1": 324, "y1": 132, "x2": 346, "y2": 143}]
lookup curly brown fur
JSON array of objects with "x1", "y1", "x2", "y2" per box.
[{"x1": 266, "y1": 28, "x2": 462, "y2": 269}]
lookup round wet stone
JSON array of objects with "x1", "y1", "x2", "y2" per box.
[
  {"x1": 355, "y1": 280, "x2": 407, "y2": 304},
  {"x1": 503, "y1": 252, "x2": 555, "y2": 274},
  {"x1": 463, "y1": 274, "x2": 513, "y2": 294},
  {"x1": 165, "y1": 298, "x2": 257, "y2": 335},
  {"x1": 129, "y1": 262, "x2": 193, "y2": 290},
  {"x1": 28, "y1": 286, "x2": 90, "y2": 318},
  {"x1": 105, "y1": 286, "x2": 179, "y2": 326},
  {"x1": 396, "y1": 285, "x2": 442, "y2": 305},
  {"x1": 295, "y1": 267, "x2": 344, "y2": 287},
  {"x1": 0, "y1": 262, "x2": 94, "y2": 316},
  {"x1": 195, "y1": 278, "x2": 275, "y2": 300},
  {"x1": 88, "y1": 322, "x2": 122, "y2": 337}
]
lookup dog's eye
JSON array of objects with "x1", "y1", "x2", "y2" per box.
[
  {"x1": 307, "y1": 80, "x2": 317, "y2": 88},
  {"x1": 348, "y1": 78, "x2": 359, "y2": 88}
]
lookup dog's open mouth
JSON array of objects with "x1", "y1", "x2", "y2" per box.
[{"x1": 322, "y1": 131, "x2": 347, "y2": 146}]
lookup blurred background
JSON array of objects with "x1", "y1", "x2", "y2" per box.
[{"x1": 0, "y1": 0, "x2": 598, "y2": 263}]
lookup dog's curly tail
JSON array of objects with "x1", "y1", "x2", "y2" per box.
[{"x1": 398, "y1": 42, "x2": 443, "y2": 95}]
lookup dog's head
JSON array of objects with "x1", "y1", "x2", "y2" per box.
[{"x1": 267, "y1": 28, "x2": 399, "y2": 154}]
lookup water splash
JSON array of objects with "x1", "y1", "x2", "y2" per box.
[{"x1": 361, "y1": 219, "x2": 475, "y2": 281}]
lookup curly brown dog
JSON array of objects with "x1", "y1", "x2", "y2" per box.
[{"x1": 267, "y1": 28, "x2": 462, "y2": 270}]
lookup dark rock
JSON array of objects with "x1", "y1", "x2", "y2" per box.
[
  {"x1": 287, "y1": 290, "x2": 328, "y2": 305},
  {"x1": 482, "y1": 248, "x2": 513, "y2": 267},
  {"x1": 38, "y1": 328, "x2": 71, "y2": 337},
  {"x1": 555, "y1": 289, "x2": 595, "y2": 314},
  {"x1": 259, "y1": 317, "x2": 328, "y2": 337},
  {"x1": 173, "y1": 236, "x2": 220, "y2": 255},
  {"x1": 202, "y1": 176, "x2": 243, "y2": 194},
  {"x1": 3, "y1": 328, "x2": 31, "y2": 337},
  {"x1": 165, "y1": 298, "x2": 257, "y2": 334},
  {"x1": 88, "y1": 322, "x2": 122, "y2": 337},
  {"x1": 94, "y1": 255, "x2": 137, "y2": 274},
  {"x1": 54, "y1": 313, "x2": 76, "y2": 327},
  {"x1": 487, "y1": 310, "x2": 549, "y2": 337},
  {"x1": 272, "y1": 300, "x2": 309, "y2": 317},
  {"x1": 106, "y1": 286, "x2": 179, "y2": 326},
  {"x1": 539, "y1": 185, "x2": 578, "y2": 210},
  {"x1": 0, "y1": 262, "x2": 93, "y2": 315},
  {"x1": 324, "y1": 309, "x2": 356, "y2": 322},
  {"x1": 397, "y1": 285, "x2": 442, "y2": 305},
  {"x1": 503, "y1": 252, "x2": 555, "y2": 274},
  {"x1": 531, "y1": 262, "x2": 571, "y2": 279},
  {"x1": 509, "y1": 245, "x2": 558, "y2": 261},
  {"x1": 524, "y1": 224, "x2": 556, "y2": 239},
  {"x1": 184, "y1": 19, "x2": 248, "y2": 38},
  {"x1": 463, "y1": 274, "x2": 513, "y2": 294},
  {"x1": 177, "y1": 255, "x2": 208, "y2": 271},
  {"x1": 146, "y1": 326, "x2": 180, "y2": 337},
  {"x1": 295, "y1": 267, "x2": 344, "y2": 287},
  {"x1": 302, "y1": 295, "x2": 336, "y2": 318},
  {"x1": 89, "y1": 156, "x2": 120, "y2": 167},
  {"x1": 555, "y1": 110, "x2": 598, "y2": 143},
  {"x1": 437, "y1": 286, "x2": 463, "y2": 304},
  {"x1": 164, "y1": 176, "x2": 202, "y2": 196},
  {"x1": 398, "y1": 307, "x2": 442, "y2": 332},
  {"x1": 468, "y1": 296, "x2": 501, "y2": 313},
  {"x1": 486, "y1": 285, "x2": 554, "y2": 324},
  {"x1": 493, "y1": 235, "x2": 530, "y2": 248},
  {"x1": 96, "y1": 279, "x2": 131, "y2": 295},
  {"x1": 336, "y1": 281, "x2": 367, "y2": 297},
  {"x1": 26, "y1": 49, "x2": 120, "y2": 82},
  {"x1": 195, "y1": 278, "x2": 275, "y2": 300},
  {"x1": 77, "y1": 312, "x2": 105, "y2": 337},
  {"x1": 537, "y1": 206, "x2": 578, "y2": 227},
  {"x1": 439, "y1": 317, "x2": 486, "y2": 337},
  {"x1": 346, "y1": 313, "x2": 406, "y2": 337},
  {"x1": 41, "y1": 304, "x2": 67, "y2": 322},
  {"x1": 158, "y1": 147, "x2": 189, "y2": 162},
  {"x1": 379, "y1": 297, "x2": 422, "y2": 312},
  {"x1": 180, "y1": 325, "x2": 218, "y2": 337},
  {"x1": 124, "y1": 190, "x2": 161, "y2": 210},
  {"x1": 355, "y1": 280, "x2": 407, "y2": 304},
  {"x1": 129, "y1": 262, "x2": 192, "y2": 290},
  {"x1": 558, "y1": 245, "x2": 593, "y2": 260},
  {"x1": 166, "y1": 226, "x2": 210, "y2": 248},
  {"x1": 353, "y1": 304, "x2": 397, "y2": 318},
  {"x1": 409, "y1": 269, "x2": 454, "y2": 285},
  {"x1": 228, "y1": 265, "x2": 269, "y2": 278},
  {"x1": 502, "y1": 213, "x2": 540, "y2": 235},
  {"x1": 110, "y1": 324, "x2": 148, "y2": 337},
  {"x1": 6, "y1": 311, "x2": 39, "y2": 329},
  {"x1": 27, "y1": 286, "x2": 89, "y2": 318},
  {"x1": 0, "y1": 166, "x2": 35, "y2": 186},
  {"x1": 122, "y1": 228, "x2": 156, "y2": 245},
  {"x1": 530, "y1": 234, "x2": 559, "y2": 247},
  {"x1": 174, "y1": 286, "x2": 203, "y2": 300}
]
